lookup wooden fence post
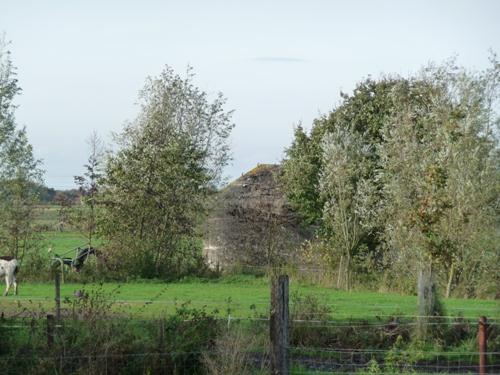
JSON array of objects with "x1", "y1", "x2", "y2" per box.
[
  {"x1": 47, "y1": 314, "x2": 55, "y2": 348},
  {"x1": 478, "y1": 316, "x2": 488, "y2": 375},
  {"x1": 270, "y1": 275, "x2": 290, "y2": 375},
  {"x1": 55, "y1": 271, "x2": 61, "y2": 321},
  {"x1": 158, "y1": 318, "x2": 165, "y2": 350}
]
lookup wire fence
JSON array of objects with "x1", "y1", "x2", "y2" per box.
[
  {"x1": 0, "y1": 347, "x2": 498, "y2": 374},
  {"x1": 1, "y1": 314, "x2": 498, "y2": 327},
  {"x1": 0, "y1": 321, "x2": 498, "y2": 373},
  {"x1": 1, "y1": 271, "x2": 498, "y2": 374},
  {"x1": 3, "y1": 296, "x2": 498, "y2": 320}
]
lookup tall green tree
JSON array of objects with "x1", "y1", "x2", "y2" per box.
[
  {"x1": 100, "y1": 67, "x2": 234, "y2": 278},
  {"x1": 378, "y1": 59, "x2": 499, "y2": 337},
  {"x1": 319, "y1": 127, "x2": 377, "y2": 290},
  {"x1": 281, "y1": 78, "x2": 400, "y2": 226},
  {"x1": 280, "y1": 125, "x2": 322, "y2": 225},
  {"x1": 281, "y1": 78, "x2": 405, "y2": 287},
  {"x1": 281, "y1": 59, "x2": 499, "y2": 302},
  {"x1": 0, "y1": 37, "x2": 43, "y2": 260}
]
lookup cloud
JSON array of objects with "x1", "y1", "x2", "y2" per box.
[{"x1": 251, "y1": 56, "x2": 309, "y2": 63}]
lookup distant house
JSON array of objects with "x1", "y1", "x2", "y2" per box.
[{"x1": 203, "y1": 164, "x2": 312, "y2": 269}]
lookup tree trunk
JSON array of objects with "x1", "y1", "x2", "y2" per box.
[
  {"x1": 336, "y1": 255, "x2": 344, "y2": 289},
  {"x1": 445, "y1": 262, "x2": 455, "y2": 298},
  {"x1": 345, "y1": 253, "x2": 351, "y2": 291}
]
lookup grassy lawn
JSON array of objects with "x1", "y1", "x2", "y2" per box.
[{"x1": 1, "y1": 276, "x2": 498, "y2": 320}]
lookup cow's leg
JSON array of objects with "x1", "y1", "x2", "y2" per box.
[
  {"x1": 4, "y1": 275, "x2": 10, "y2": 296},
  {"x1": 13, "y1": 276, "x2": 18, "y2": 295}
]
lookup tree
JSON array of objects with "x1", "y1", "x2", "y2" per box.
[
  {"x1": 378, "y1": 59, "x2": 499, "y2": 338},
  {"x1": 377, "y1": 78, "x2": 450, "y2": 337},
  {"x1": 281, "y1": 58, "x2": 499, "y2": 303},
  {"x1": 281, "y1": 78, "x2": 403, "y2": 286},
  {"x1": 0, "y1": 37, "x2": 43, "y2": 260},
  {"x1": 73, "y1": 131, "x2": 104, "y2": 247},
  {"x1": 281, "y1": 125, "x2": 323, "y2": 225},
  {"x1": 281, "y1": 79, "x2": 400, "y2": 226},
  {"x1": 436, "y1": 59, "x2": 500, "y2": 298},
  {"x1": 319, "y1": 127, "x2": 377, "y2": 290},
  {"x1": 100, "y1": 66, "x2": 234, "y2": 278}
]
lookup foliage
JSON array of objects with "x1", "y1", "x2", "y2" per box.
[
  {"x1": 384, "y1": 335, "x2": 422, "y2": 373},
  {"x1": 156, "y1": 302, "x2": 220, "y2": 373},
  {"x1": 99, "y1": 66, "x2": 234, "y2": 278},
  {"x1": 281, "y1": 78, "x2": 402, "y2": 288},
  {"x1": 281, "y1": 58, "x2": 500, "y2": 299},
  {"x1": 360, "y1": 359, "x2": 383, "y2": 374},
  {"x1": 72, "y1": 131, "x2": 104, "y2": 247},
  {"x1": 319, "y1": 126, "x2": 378, "y2": 289},
  {"x1": 1, "y1": 291, "x2": 221, "y2": 374},
  {"x1": 0, "y1": 37, "x2": 43, "y2": 261},
  {"x1": 281, "y1": 78, "x2": 400, "y2": 225},
  {"x1": 378, "y1": 58, "x2": 499, "y2": 304},
  {"x1": 281, "y1": 125, "x2": 323, "y2": 224},
  {"x1": 290, "y1": 292, "x2": 333, "y2": 347}
]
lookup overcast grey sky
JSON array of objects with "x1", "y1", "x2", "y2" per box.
[{"x1": 1, "y1": 0, "x2": 499, "y2": 189}]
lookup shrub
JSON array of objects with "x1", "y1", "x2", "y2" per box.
[
  {"x1": 290, "y1": 292, "x2": 332, "y2": 347},
  {"x1": 202, "y1": 327, "x2": 260, "y2": 375}
]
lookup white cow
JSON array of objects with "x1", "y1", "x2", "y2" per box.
[{"x1": 0, "y1": 256, "x2": 19, "y2": 296}]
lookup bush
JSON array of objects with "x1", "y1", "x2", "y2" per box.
[
  {"x1": 290, "y1": 292, "x2": 332, "y2": 347},
  {"x1": 158, "y1": 302, "x2": 220, "y2": 373},
  {"x1": 202, "y1": 327, "x2": 262, "y2": 375},
  {"x1": 0, "y1": 293, "x2": 221, "y2": 374}
]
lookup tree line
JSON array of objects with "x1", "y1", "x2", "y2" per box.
[
  {"x1": 1, "y1": 35, "x2": 498, "y2": 303},
  {"x1": 0, "y1": 39, "x2": 234, "y2": 279},
  {"x1": 281, "y1": 58, "x2": 499, "y2": 304}
]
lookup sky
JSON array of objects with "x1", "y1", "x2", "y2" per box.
[{"x1": 1, "y1": 0, "x2": 499, "y2": 189}]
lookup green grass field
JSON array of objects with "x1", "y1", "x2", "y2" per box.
[
  {"x1": 7, "y1": 206, "x2": 500, "y2": 321},
  {"x1": 2, "y1": 207, "x2": 498, "y2": 373},
  {"x1": 1, "y1": 275, "x2": 498, "y2": 320}
]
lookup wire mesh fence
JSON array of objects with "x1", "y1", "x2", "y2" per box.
[
  {"x1": 0, "y1": 270, "x2": 498, "y2": 374},
  {"x1": 1, "y1": 311, "x2": 498, "y2": 374}
]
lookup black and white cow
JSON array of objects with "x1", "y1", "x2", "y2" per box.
[{"x1": 0, "y1": 256, "x2": 19, "y2": 296}]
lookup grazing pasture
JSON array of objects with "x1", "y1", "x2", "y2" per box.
[
  {"x1": 1, "y1": 276, "x2": 498, "y2": 374},
  {"x1": 0, "y1": 206, "x2": 495, "y2": 375},
  {"x1": 0, "y1": 276, "x2": 497, "y2": 319}
]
